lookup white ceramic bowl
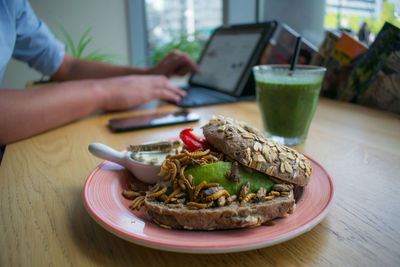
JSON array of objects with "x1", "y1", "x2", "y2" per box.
[{"x1": 88, "y1": 142, "x2": 163, "y2": 184}]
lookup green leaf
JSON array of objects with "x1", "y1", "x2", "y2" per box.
[
  {"x1": 149, "y1": 31, "x2": 204, "y2": 64},
  {"x1": 76, "y1": 28, "x2": 93, "y2": 57},
  {"x1": 57, "y1": 25, "x2": 118, "y2": 63},
  {"x1": 77, "y1": 28, "x2": 92, "y2": 47},
  {"x1": 76, "y1": 36, "x2": 93, "y2": 58},
  {"x1": 58, "y1": 24, "x2": 77, "y2": 56},
  {"x1": 85, "y1": 49, "x2": 116, "y2": 63}
]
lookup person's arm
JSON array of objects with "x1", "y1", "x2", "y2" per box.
[
  {"x1": 1, "y1": 49, "x2": 197, "y2": 144},
  {"x1": 0, "y1": 75, "x2": 185, "y2": 145},
  {"x1": 52, "y1": 50, "x2": 200, "y2": 81},
  {"x1": 51, "y1": 54, "x2": 149, "y2": 81}
]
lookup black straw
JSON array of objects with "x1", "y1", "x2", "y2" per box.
[{"x1": 290, "y1": 36, "x2": 302, "y2": 71}]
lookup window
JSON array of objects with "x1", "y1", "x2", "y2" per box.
[
  {"x1": 144, "y1": 0, "x2": 223, "y2": 64},
  {"x1": 324, "y1": 0, "x2": 400, "y2": 44}
]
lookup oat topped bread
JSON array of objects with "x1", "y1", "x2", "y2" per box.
[{"x1": 202, "y1": 115, "x2": 312, "y2": 186}]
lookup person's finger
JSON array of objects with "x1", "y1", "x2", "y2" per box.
[
  {"x1": 152, "y1": 88, "x2": 182, "y2": 103},
  {"x1": 174, "y1": 65, "x2": 191, "y2": 76},
  {"x1": 162, "y1": 81, "x2": 187, "y2": 98},
  {"x1": 179, "y1": 53, "x2": 200, "y2": 74},
  {"x1": 166, "y1": 50, "x2": 199, "y2": 74},
  {"x1": 153, "y1": 76, "x2": 186, "y2": 97}
]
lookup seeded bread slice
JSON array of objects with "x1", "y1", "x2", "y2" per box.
[
  {"x1": 145, "y1": 191, "x2": 295, "y2": 230},
  {"x1": 202, "y1": 116, "x2": 312, "y2": 186}
]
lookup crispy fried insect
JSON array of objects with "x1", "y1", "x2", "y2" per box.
[
  {"x1": 186, "y1": 202, "x2": 207, "y2": 209},
  {"x1": 239, "y1": 181, "x2": 250, "y2": 200},
  {"x1": 217, "y1": 195, "x2": 226, "y2": 207},
  {"x1": 201, "y1": 186, "x2": 223, "y2": 198},
  {"x1": 122, "y1": 190, "x2": 141, "y2": 200},
  {"x1": 184, "y1": 149, "x2": 210, "y2": 158},
  {"x1": 164, "y1": 161, "x2": 173, "y2": 183},
  {"x1": 179, "y1": 155, "x2": 190, "y2": 164},
  {"x1": 256, "y1": 187, "x2": 267, "y2": 201},
  {"x1": 194, "y1": 180, "x2": 207, "y2": 200},
  {"x1": 174, "y1": 192, "x2": 186, "y2": 198},
  {"x1": 176, "y1": 165, "x2": 188, "y2": 190},
  {"x1": 183, "y1": 180, "x2": 194, "y2": 201},
  {"x1": 158, "y1": 160, "x2": 170, "y2": 176},
  {"x1": 240, "y1": 193, "x2": 256, "y2": 206},
  {"x1": 167, "y1": 153, "x2": 186, "y2": 160},
  {"x1": 159, "y1": 194, "x2": 168, "y2": 202},
  {"x1": 168, "y1": 160, "x2": 178, "y2": 185},
  {"x1": 173, "y1": 159, "x2": 181, "y2": 173},
  {"x1": 179, "y1": 170, "x2": 194, "y2": 201},
  {"x1": 202, "y1": 154, "x2": 219, "y2": 163},
  {"x1": 262, "y1": 220, "x2": 275, "y2": 226},
  {"x1": 204, "y1": 189, "x2": 230, "y2": 202},
  {"x1": 190, "y1": 158, "x2": 204, "y2": 166},
  {"x1": 187, "y1": 174, "x2": 194, "y2": 186},
  {"x1": 148, "y1": 183, "x2": 160, "y2": 193},
  {"x1": 269, "y1": 191, "x2": 280, "y2": 196},
  {"x1": 178, "y1": 179, "x2": 186, "y2": 190},
  {"x1": 129, "y1": 196, "x2": 145, "y2": 210},
  {"x1": 272, "y1": 183, "x2": 293, "y2": 192},
  {"x1": 159, "y1": 224, "x2": 172, "y2": 229},
  {"x1": 203, "y1": 183, "x2": 220, "y2": 188},
  {"x1": 128, "y1": 183, "x2": 138, "y2": 191},
  {"x1": 147, "y1": 184, "x2": 167, "y2": 199},
  {"x1": 164, "y1": 188, "x2": 181, "y2": 204},
  {"x1": 226, "y1": 195, "x2": 237, "y2": 205},
  {"x1": 179, "y1": 165, "x2": 187, "y2": 180},
  {"x1": 264, "y1": 195, "x2": 275, "y2": 201}
]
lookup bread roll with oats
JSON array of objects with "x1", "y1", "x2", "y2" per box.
[
  {"x1": 202, "y1": 116, "x2": 312, "y2": 186},
  {"x1": 142, "y1": 115, "x2": 312, "y2": 230}
]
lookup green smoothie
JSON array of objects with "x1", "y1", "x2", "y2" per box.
[
  {"x1": 256, "y1": 80, "x2": 321, "y2": 138},
  {"x1": 253, "y1": 65, "x2": 326, "y2": 145}
]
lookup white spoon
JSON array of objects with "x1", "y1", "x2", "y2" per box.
[{"x1": 88, "y1": 142, "x2": 163, "y2": 184}]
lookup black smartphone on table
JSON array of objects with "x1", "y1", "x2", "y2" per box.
[{"x1": 108, "y1": 110, "x2": 200, "y2": 132}]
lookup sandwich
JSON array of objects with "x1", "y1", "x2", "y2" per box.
[{"x1": 140, "y1": 115, "x2": 312, "y2": 230}]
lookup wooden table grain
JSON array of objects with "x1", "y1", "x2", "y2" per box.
[{"x1": 1, "y1": 98, "x2": 399, "y2": 266}]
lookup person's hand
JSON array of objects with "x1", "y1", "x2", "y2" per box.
[
  {"x1": 99, "y1": 75, "x2": 186, "y2": 110},
  {"x1": 149, "y1": 50, "x2": 200, "y2": 77}
]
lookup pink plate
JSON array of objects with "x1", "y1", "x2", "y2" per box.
[{"x1": 84, "y1": 156, "x2": 335, "y2": 253}]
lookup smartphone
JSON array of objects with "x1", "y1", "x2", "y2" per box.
[{"x1": 109, "y1": 110, "x2": 200, "y2": 132}]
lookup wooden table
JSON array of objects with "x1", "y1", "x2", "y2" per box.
[{"x1": 1, "y1": 98, "x2": 399, "y2": 266}]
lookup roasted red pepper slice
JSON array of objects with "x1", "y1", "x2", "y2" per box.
[{"x1": 179, "y1": 127, "x2": 209, "y2": 151}]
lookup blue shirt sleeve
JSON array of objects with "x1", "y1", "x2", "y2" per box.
[{"x1": 12, "y1": 0, "x2": 65, "y2": 76}]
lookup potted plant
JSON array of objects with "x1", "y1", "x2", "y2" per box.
[{"x1": 27, "y1": 26, "x2": 117, "y2": 87}]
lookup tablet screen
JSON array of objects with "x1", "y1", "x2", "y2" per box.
[{"x1": 190, "y1": 30, "x2": 263, "y2": 93}]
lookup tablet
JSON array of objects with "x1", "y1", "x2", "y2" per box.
[{"x1": 188, "y1": 21, "x2": 277, "y2": 97}]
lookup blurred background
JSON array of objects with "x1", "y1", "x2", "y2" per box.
[{"x1": 1, "y1": 0, "x2": 399, "y2": 89}]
